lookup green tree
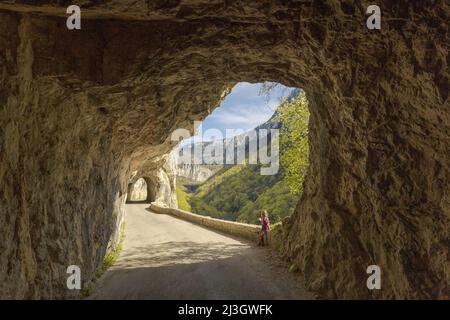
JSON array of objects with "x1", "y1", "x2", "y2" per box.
[{"x1": 276, "y1": 92, "x2": 310, "y2": 194}]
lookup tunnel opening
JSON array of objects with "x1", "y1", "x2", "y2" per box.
[
  {"x1": 119, "y1": 81, "x2": 313, "y2": 298},
  {"x1": 126, "y1": 177, "x2": 155, "y2": 203},
  {"x1": 127, "y1": 178, "x2": 148, "y2": 203},
  {"x1": 171, "y1": 82, "x2": 309, "y2": 225}
]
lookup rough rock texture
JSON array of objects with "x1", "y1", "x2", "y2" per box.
[
  {"x1": 0, "y1": 1, "x2": 448, "y2": 299},
  {"x1": 151, "y1": 167, "x2": 178, "y2": 208}
]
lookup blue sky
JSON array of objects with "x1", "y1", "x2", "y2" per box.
[{"x1": 187, "y1": 82, "x2": 296, "y2": 143}]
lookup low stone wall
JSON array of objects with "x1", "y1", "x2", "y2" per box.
[{"x1": 150, "y1": 202, "x2": 261, "y2": 242}]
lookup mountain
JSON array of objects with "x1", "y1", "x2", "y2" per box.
[{"x1": 169, "y1": 105, "x2": 285, "y2": 182}]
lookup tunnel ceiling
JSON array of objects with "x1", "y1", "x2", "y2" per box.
[{"x1": 0, "y1": 1, "x2": 449, "y2": 299}]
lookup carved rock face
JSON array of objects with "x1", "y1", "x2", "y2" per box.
[{"x1": 0, "y1": 1, "x2": 448, "y2": 299}]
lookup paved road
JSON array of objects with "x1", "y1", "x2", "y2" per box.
[{"x1": 89, "y1": 204, "x2": 313, "y2": 299}]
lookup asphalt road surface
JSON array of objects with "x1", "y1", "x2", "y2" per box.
[{"x1": 89, "y1": 204, "x2": 313, "y2": 299}]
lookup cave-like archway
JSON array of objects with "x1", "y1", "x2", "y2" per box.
[
  {"x1": 0, "y1": 1, "x2": 448, "y2": 299},
  {"x1": 126, "y1": 177, "x2": 156, "y2": 203}
]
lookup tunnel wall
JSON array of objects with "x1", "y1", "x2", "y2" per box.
[
  {"x1": 0, "y1": 1, "x2": 448, "y2": 299},
  {"x1": 143, "y1": 177, "x2": 154, "y2": 202}
]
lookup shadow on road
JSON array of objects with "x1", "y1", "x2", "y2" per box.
[{"x1": 115, "y1": 241, "x2": 250, "y2": 268}]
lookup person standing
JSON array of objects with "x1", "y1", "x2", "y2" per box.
[{"x1": 258, "y1": 210, "x2": 271, "y2": 246}]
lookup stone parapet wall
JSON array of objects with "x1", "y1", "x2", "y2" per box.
[{"x1": 150, "y1": 203, "x2": 261, "y2": 242}]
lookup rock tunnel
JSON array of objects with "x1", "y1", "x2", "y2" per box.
[
  {"x1": 126, "y1": 178, "x2": 150, "y2": 203},
  {"x1": 126, "y1": 174, "x2": 174, "y2": 204},
  {"x1": 0, "y1": 1, "x2": 448, "y2": 299}
]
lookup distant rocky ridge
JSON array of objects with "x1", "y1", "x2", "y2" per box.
[
  {"x1": 175, "y1": 163, "x2": 220, "y2": 183},
  {"x1": 169, "y1": 88, "x2": 300, "y2": 182},
  {"x1": 169, "y1": 119, "x2": 279, "y2": 182}
]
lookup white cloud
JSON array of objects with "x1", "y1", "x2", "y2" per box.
[
  {"x1": 213, "y1": 107, "x2": 272, "y2": 126},
  {"x1": 181, "y1": 82, "x2": 297, "y2": 143}
]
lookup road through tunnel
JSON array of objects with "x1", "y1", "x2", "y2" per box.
[{"x1": 0, "y1": 1, "x2": 448, "y2": 299}]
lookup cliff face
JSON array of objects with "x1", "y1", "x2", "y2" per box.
[
  {"x1": 0, "y1": 1, "x2": 448, "y2": 299},
  {"x1": 175, "y1": 163, "x2": 217, "y2": 183},
  {"x1": 171, "y1": 109, "x2": 283, "y2": 182}
]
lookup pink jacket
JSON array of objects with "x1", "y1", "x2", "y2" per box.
[{"x1": 262, "y1": 216, "x2": 270, "y2": 232}]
